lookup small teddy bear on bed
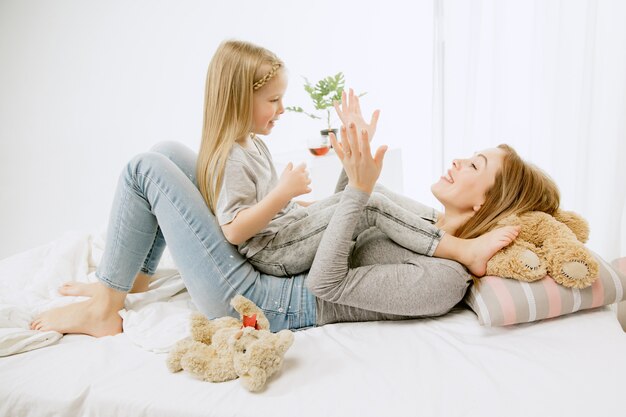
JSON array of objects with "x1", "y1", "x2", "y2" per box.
[
  {"x1": 486, "y1": 210, "x2": 599, "y2": 289},
  {"x1": 166, "y1": 295, "x2": 294, "y2": 392}
]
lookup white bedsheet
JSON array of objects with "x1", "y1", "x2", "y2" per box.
[
  {"x1": 0, "y1": 232, "x2": 192, "y2": 356},
  {"x1": 1, "y1": 232, "x2": 625, "y2": 417}
]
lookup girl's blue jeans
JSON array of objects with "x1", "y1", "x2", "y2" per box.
[{"x1": 95, "y1": 142, "x2": 317, "y2": 331}]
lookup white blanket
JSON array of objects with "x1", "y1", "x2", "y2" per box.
[
  {"x1": 0, "y1": 231, "x2": 195, "y2": 356},
  {"x1": 2, "y1": 232, "x2": 626, "y2": 417}
]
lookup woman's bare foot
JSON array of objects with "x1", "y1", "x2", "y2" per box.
[
  {"x1": 435, "y1": 226, "x2": 520, "y2": 277},
  {"x1": 31, "y1": 283, "x2": 126, "y2": 337},
  {"x1": 464, "y1": 226, "x2": 521, "y2": 276},
  {"x1": 58, "y1": 273, "x2": 151, "y2": 297}
]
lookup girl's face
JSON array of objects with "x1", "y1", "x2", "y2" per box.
[
  {"x1": 431, "y1": 147, "x2": 505, "y2": 214},
  {"x1": 251, "y1": 68, "x2": 287, "y2": 136}
]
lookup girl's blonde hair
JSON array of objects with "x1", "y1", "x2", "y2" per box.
[
  {"x1": 455, "y1": 144, "x2": 560, "y2": 239},
  {"x1": 197, "y1": 40, "x2": 283, "y2": 213}
]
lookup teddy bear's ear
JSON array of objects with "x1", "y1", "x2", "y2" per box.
[
  {"x1": 230, "y1": 295, "x2": 271, "y2": 330},
  {"x1": 554, "y1": 210, "x2": 590, "y2": 243}
]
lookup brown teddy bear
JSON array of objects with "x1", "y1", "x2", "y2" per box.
[
  {"x1": 166, "y1": 295, "x2": 294, "y2": 392},
  {"x1": 486, "y1": 210, "x2": 599, "y2": 289}
]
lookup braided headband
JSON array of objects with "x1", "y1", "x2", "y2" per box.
[{"x1": 252, "y1": 62, "x2": 281, "y2": 91}]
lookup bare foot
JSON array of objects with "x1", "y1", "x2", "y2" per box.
[
  {"x1": 465, "y1": 226, "x2": 521, "y2": 277},
  {"x1": 31, "y1": 282, "x2": 127, "y2": 337},
  {"x1": 58, "y1": 274, "x2": 151, "y2": 297},
  {"x1": 30, "y1": 300, "x2": 122, "y2": 336},
  {"x1": 30, "y1": 298, "x2": 123, "y2": 337},
  {"x1": 129, "y1": 274, "x2": 151, "y2": 293},
  {"x1": 59, "y1": 282, "x2": 98, "y2": 297}
]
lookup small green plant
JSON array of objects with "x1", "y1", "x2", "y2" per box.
[{"x1": 286, "y1": 72, "x2": 364, "y2": 131}]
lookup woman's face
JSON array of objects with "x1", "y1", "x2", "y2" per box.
[{"x1": 431, "y1": 147, "x2": 506, "y2": 214}]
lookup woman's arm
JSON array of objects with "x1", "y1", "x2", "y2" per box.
[
  {"x1": 333, "y1": 88, "x2": 380, "y2": 194},
  {"x1": 308, "y1": 122, "x2": 469, "y2": 316},
  {"x1": 333, "y1": 88, "x2": 380, "y2": 143},
  {"x1": 334, "y1": 168, "x2": 349, "y2": 193},
  {"x1": 306, "y1": 186, "x2": 469, "y2": 316}
]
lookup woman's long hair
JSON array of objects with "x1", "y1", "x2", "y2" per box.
[
  {"x1": 455, "y1": 144, "x2": 560, "y2": 239},
  {"x1": 196, "y1": 40, "x2": 283, "y2": 213}
]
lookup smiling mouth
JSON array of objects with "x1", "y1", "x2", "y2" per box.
[{"x1": 442, "y1": 170, "x2": 454, "y2": 184}]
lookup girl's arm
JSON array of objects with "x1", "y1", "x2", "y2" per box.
[
  {"x1": 221, "y1": 162, "x2": 311, "y2": 245},
  {"x1": 221, "y1": 188, "x2": 291, "y2": 245}
]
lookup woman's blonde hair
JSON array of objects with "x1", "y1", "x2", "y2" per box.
[
  {"x1": 455, "y1": 144, "x2": 560, "y2": 239},
  {"x1": 196, "y1": 40, "x2": 283, "y2": 213}
]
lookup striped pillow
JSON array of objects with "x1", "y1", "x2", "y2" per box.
[{"x1": 465, "y1": 254, "x2": 626, "y2": 326}]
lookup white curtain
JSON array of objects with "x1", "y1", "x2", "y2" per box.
[{"x1": 440, "y1": 0, "x2": 626, "y2": 260}]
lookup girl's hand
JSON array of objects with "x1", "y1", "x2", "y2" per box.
[
  {"x1": 333, "y1": 88, "x2": 380, "y2": 142},
  {"x1": 277, "y1": 162, "x2": 312, "y2": 199},
  {"x1": 329, "y1": 122, "x2": 387, "y2": 194}
]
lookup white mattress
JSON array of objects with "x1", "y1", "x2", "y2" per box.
[{"x1": 1, "y1": 232, "x2": 625, "y2": 417}]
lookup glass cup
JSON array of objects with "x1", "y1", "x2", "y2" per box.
[{"x1": 307, "y1": 134, "x2": 330, "y2": 156}]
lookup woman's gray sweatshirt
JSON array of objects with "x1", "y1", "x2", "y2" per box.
[{"x1": 307, "y1": 186, "x2": 472, "y2": 325}]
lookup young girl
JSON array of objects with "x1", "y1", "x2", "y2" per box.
[{"x1": 197, "y1": 40, "x2": 518, "y2": 277}]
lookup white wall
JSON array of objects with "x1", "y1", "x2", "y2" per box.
[
  {"x1": 0, "y1": 0, "x2": 436, "y2": 259},
  {"x1": 441, "y1": 0, "x2": 626, "y2": 261}
]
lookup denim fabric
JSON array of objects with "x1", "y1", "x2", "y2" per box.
[
  {"x1": 250, "y1": 184, "x2": 444, "y2": 276},
  {"x1": 243, "y1": 272, "x2": 317, "y2": 331},
  {"x1": 137, "y1": 141, "x2": 198, "y2": 275},
  {"x1": 96, "y1": 141, "x2": 316, "y2": 331}
]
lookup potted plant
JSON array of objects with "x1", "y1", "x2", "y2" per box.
[{"x1": 286, "y1": 72, "x2": 365, "y2": 154}]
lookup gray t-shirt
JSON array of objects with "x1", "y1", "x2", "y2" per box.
[{"x1": 216, "y1": 137, "x2": 306, "y2": 257}]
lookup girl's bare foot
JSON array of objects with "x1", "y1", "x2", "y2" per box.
[
  {"x1": 464, "y1": 226, "x2": 521, "y2": 277},
  {"x1": 31, "y1": 283, "x2": 126, "y2": 337},
  {"x1": 29, "y1": 299, "x2": 123, "y2": 337},
  {"x1": 128, "y1": 273, "x2": 151, "y2": 293},
  {"x1": 58, "y1": 273, "x2": 151, "y2": 297},
  {"x1": 59, "y1": 282, "x2": 98, "y2": 297}
]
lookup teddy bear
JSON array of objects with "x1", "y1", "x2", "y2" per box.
[
  {"x1": 166, "y1": 295, "x2": 294, "y2": 392},
  {"x1": 486, "y1": 210, "x2": 599, "y2": 289}
]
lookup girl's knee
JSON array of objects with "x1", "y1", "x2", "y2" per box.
[
  {"x1": 126, "y1": 152, "x2": 169, "y2": 179},
  {"x1": 149, "y1": 141, "x2": 186, "y2": 157}
]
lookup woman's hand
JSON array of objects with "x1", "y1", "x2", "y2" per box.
[
  {"x1": 334, "y1": 88, "x2": 380, "y2": 142},
  {"x1": 329, "y1": 122, "x2": 387, "y2": 194}
]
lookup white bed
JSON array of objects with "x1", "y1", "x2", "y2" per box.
[{"x1": 1, "y1": 232, "x2": 625, "y2": 417}]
